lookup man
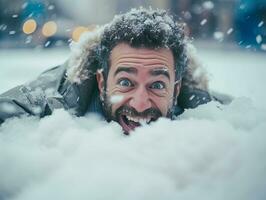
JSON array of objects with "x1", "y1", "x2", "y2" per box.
[{"x1": 0, "y1": 8, "x2": 225, "y2": 134}]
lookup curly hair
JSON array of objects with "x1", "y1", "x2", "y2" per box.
[{"x1": 95, "y1": 8, "x2": 188, "y2": 81}]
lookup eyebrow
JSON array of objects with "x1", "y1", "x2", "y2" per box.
[
  {"x1": 114, "y1": 67, "x2": 137, "y2": 77},
  {"x1": 114, "y1": 66, "x2": 170, "y2": 80},
  {"x1": 150, "y1": 68, "x2": 170, "y2": 80}
]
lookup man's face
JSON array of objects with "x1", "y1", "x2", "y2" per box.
[{"x1": 97, "y1": 43, "x2": 180, "y2": 134}]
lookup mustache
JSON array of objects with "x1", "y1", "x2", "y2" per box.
[{"x1": 115, "y1": 105, "x2": 162, "y2": 119}]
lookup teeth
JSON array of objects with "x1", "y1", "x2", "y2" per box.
[
  {"x1": 139, "y1": 119, "x2": 146, "y2": 125},
  {"x1": 125, "y1": 116, "x2": 151, "y2": 124},
  {"x1": 133, "y1": 118, "x2": 139, "y2": 123}
]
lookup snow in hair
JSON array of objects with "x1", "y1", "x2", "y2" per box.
[
  {"x1": 97, "y1": 7, "x2": 188, "y2": 80},
  {"x1": 67, "y1": 8, "x2": 189, "y2": 85}
]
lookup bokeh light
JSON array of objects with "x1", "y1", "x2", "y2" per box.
[
  {"x1": 72, "y1": 26, "x2": 89, "y2": 42},
  {"x1": 72, "y1": 25, "x2": 96, "y2": 42},
  {"x1": 22, "y1": 19, "x2": 37, "y2": 34},
  {"x1": 42, "y1": 21, "x2": 57, "y2": 37}
]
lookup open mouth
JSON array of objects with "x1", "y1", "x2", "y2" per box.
[
  {"x1": 118, "y1": 114, "x2": 156, "y2": 134},
  {"x1": 113, "y1": 105, "x2": 162, "y2": 134}
]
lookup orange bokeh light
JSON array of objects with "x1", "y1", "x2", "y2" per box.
[
  {"x1": 22, "y1": 19, "x2": 37, "y2": 34},
  {"x1": 72, "y1": 26, "x2": 90, "y2": 42},
  {"x1": 42, "y1": 21, "x2": 57, "y2": 37}
]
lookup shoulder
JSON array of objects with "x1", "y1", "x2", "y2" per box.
[
  {"x1": 0, "y1": 64, "x2": 68, "y2": 124},
  {"x1": 175, "y1": 85, "x2": 233, "y2": 117}
]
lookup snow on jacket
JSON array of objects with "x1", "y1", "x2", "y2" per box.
[{"x1": 0, "y1": 28, "x2": 230, "y2": 125}]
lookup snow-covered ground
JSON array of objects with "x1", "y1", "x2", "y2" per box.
[
  {"x1": 0, "y1": 49, "x2": 69, "y2": 94},
  {"x1": 0, "y1": 44, "x2": 266, "y2": 200}
]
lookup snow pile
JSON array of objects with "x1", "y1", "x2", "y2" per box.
[{"x1": 0, "y1": 97, "x2": 266, "y2": 200}]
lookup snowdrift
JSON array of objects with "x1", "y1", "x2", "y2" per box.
[{"x1": 0, "y1": 97, "x2": 265, "y2": 200}]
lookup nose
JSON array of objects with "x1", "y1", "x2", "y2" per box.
[{"x1": 129, "y1": 86, "x2": 152, "y2": 113}]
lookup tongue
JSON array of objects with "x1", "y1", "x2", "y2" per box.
[
  {"x1": 118, "y1": 115, "x2": 140, "y2": 133},
  {"x1": 128, "y1": 120, "x2": 140, "y2": 130}
]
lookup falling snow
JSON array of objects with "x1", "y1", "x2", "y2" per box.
[
  {"x1": 213, "y1": 31, "x2": 224, "y2": 41},
  {"x1": 200, "y1": 19, "x2": 207, "y2": 26},
  {"x1": 261, "y1": 44, "x2": 266, "y2": 51},
  {"x1": 9, "y1": 31, "x2": 16, "y2": 35},
  {"x1": 44, "y1": 41, "x2": 51, "y2": 48},
  {"x1": 48, "y1": 5, "x2": 55, "y2": 10},
  {"x1": 189, "y1": 95, "x2": 195, "y2": 101},
  {"x1": 202, "y1": 1, "x2": 215, "y2": 10},
  {"x1": 258, "y1": 21, "x2": 264, "y2": 27},
  {"x1": 0, "y1": 24, "x2": 7, "y2": 31},
  {"x1": 25, "y1": 36, "x2": 33, "y2": 44},
  {"x1": 21, "y1": 2, "x2": 28, "y2": 9},
  {"x1": 256, "y1": 35, "x2": 262, "y2": 44},
  {"x1": 227, "y1": 28, "x2": 233, "y2": 35}
]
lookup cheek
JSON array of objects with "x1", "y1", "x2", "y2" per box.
[
  {"x1": 108, "y1": 92, "x2": 130, "y2": 115},
  {"x1": 155, "y1": 86, "x2": 175, "y2": 115},
  {"x1": 154, "y1": 96, "x2": 173, "y2": 115}
]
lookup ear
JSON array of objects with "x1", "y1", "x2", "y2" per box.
[
  {"x1": 96, "y1": 70, "x2": 105, "y2": 97},
  {"x1": 173, "y1": 81, "x2": 181, "y2": 106},
  {"x1": 174, "y1": 81, "x2": 181, "y2": 97}
]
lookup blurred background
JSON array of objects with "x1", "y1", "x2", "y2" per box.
[
  {"x1": 0, "y1": 0, "x2": 266, "y2": 105},
  {"x1": 0, "y1": 0, "x2": 265, "y2": 49}
]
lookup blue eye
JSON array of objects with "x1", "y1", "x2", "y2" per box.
[
  {"x1": 150, "y1": 81, "x2": 165, "y2": 90},
  {"x1": 118, "y1": 79, "x2": 133, "y2": 87}
]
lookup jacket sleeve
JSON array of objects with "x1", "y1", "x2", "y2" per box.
[
  {"x1": 174, "y1": 85, "x2": 233, "y2": 116},
  {"x1": 0, "y1": 64, "x2": 67, "y2": 125}
]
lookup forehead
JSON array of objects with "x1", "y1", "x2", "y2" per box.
[{"x1": 109, "y1": 43, "x2": 175, "y2": 72}]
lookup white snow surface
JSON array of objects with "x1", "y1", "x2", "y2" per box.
[
  {"x1": 0, "y1": 45, "x2": 266, "y2": 200},
  {"x1": 0, "y1": 49, "x2": 69, "y2": 93}
]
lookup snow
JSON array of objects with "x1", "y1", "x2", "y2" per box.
[
  {"x1": 0, "y1": 44, "x2": 266, "y2": 199},
  {"x1": 213, "y1": 32, "x2": 224, "y2": 41},
  {"x1": 0, "y1": 49, "x2": 69, "y2": 94},
  {"x1": 258, "y1": 21, "x2": 264, "y2": 27},
  {"x1": 9, "y1": 31, "x2": 16, "y2": 35},
  {"x1": 200, "y1": 19, "x2": 207, "y2": 26},
  {"x1": 0, "y1": 24, "x2": 7, "y2": 31},
  {"x1": 110, "y1": 8, "x2": 176, "y2": 37},
  {"x1": 48, "y1": 5, "x2": 55, "y2": 10},
  {"x1": 183, "y1": 11, "x2": 192, "y2": 20},
  {"x1": 256, "y1": 35, "x2": 262, "y2": 44},
  {"x1": 12, "y1": 14, "x2": 18, "y2": 18},
  {"x1": 195, "y1": 44, "x2": 266, "y2": 109},
  {"x1": 189, "y1": 95, "x2": 195, "y2": 101},
  {"x1": 226, "y1": 28, "x2": 233, "y2": 35},
  {"x1": 21, "y1": 2, "x2": 28, "y2": 9},
  {"x1": 110, "y1": 95, "x2": 124, "y2": 104},
  {"x1": 261, "y1": 44, "x2": 266, "y2": 51},
  {"x1": 25, "y1": 36, "x2": 33, "y2": 44},
  {"x1": 0, "y1": 102, "x2": 17, "y2": 114},
  {"x1": 44, "y1": 41, "x2": 51, "y2": 48},
  {"x1": 202, "y1": 1, "x2": 214, "y2": 10}
]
